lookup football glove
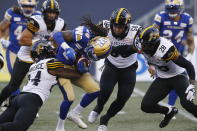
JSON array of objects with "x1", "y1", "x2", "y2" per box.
[
  {"x1": 63, "y1": 48, "x2": 76, "y2": 63},
  {"x1": 0, "y1": 38, "x2": 11, "y2": 48},
  {"x1": 77, "y1": 57, "x2": 90, "y2": 73},
  {"x1": 185, "y1": 84, "x2": 196, "y2": 101}
]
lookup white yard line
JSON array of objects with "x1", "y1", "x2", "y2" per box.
[{"x1": 134, "y1": 88, "x2": 197, "y2": 122}]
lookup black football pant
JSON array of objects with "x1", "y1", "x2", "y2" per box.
[
  {"x1": 0, "y1": 93, "x2": 42, "y2": 131},
  {"x1": 94, "y1": 60, "x2": 137, "y2": 125},
  {"x1": 141, "y1": 74, "x2": 197, "y2": 117},
  {"x1": 0, "y1": 58, "x2": 32, "y2": 105}
]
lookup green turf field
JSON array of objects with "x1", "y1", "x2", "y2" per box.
[{"x1": 1, "y1": 82, "x2": 197, "y2": 131}]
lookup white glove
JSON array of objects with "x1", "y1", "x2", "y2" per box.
[
  {"x1": 0, "y1": 38, "x2": 11, "y2": 48},
  {"x1": 185, "y1": 84, "x2": 196, "y2": 101}
]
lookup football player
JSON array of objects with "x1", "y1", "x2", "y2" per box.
[
  {"x1": 0, "y1": 0, "x2": 39, "y2": 107},
  {"x1": 52, "y1": 26, "x2": 112, "y2": 131},
  {"x1": 82, "y1": 8, "x2": 140, "y2": 131},
  {"x1": 0, "y1": 0, "x2": 39, "y2": 73},
  {"x1": 0, "y1": 0, "x2": 65, "y2": 109},
  {"x1": 134, "y1": 26, "x2": 197, "y2": 128},
  {"x1": 0, "y1": 40, "x2": 81, "y2": 131},
  {"x1": 153, "y1": 0, "x2": 195, "y2": 108}
]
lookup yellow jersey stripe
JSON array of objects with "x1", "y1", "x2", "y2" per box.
[{"x1": 115, "y1": 8, "x2": 125, "y2": 24}]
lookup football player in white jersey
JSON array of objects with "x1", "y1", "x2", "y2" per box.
[
  {"x1": 135, "y1": 26, "x2": 197, "y2": 128},
  {"x1": 0, "y1": 40, "x2": 81, "y2": 131},
  {"x1": 0, "y1": 0, "x2": 65, "y2": 107},
  {"x1": 82, "y1": 8, "x2": 140, "y2": 131}
]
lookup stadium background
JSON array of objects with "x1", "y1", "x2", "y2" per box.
[{"x1": 0, "y1": 0, "x2": 197, "y2": 131}]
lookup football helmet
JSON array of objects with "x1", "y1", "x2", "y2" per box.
[
  {"x1": 85, "y1": 36, "x2": 112, "y2": 61},
  {"x1": 110, "y1": 8, "x2": 132, "y2": 40},
  {"x1": 41, "y1": 0, "x2": 60, "y2": 25},
  {"x1": 138, "y1": 25, "x2": 160, "y2": 54},
  {"x1": 165, "y1": 0, "x2": 184, "y2": 18},
  {"x1": 17, "y1": 0, "x2": 37, "y2": 17},
  {"x1": 31, "y1": 40, "x2": 56, "y2": 61}
]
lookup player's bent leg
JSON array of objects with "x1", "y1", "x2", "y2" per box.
[{"x1": 56, "y1": 78, "x2": 74, "y2": 131}]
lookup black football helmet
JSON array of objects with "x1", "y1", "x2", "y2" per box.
[
  {"x1": 110, "y1": 8, "x2": 132, "y2": 40},
  {"x1": 31, "y1": 40, "x2": 56, "y2": 61},
  {"x1": 138, "y1": 25, "x2": 160, "y2": 54},
  {"x1": 41, "y1": 0, "x2": 60, "y2": 25}
]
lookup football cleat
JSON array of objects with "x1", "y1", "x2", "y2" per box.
[
  {"x1": 67, "y1": 111, "x2": 87, "y2": 129},
  {"x1": 159, "y1": 107, "x2": 178, "y2": 128},
  {"x1": 98, "y1": 125, "x2": 107, "y2": 131},
  {"x1": 88, "y1": 111, "x2": 99, "y2": 123}
]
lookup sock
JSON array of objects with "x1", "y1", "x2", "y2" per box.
[
  {"x1": 72, "y1": 104, "x2": 84, "y2": 114},
  {"x1": 56, "y1": 117, "x2": 65, "y2": 130},
  {"x1": 59, "y1": 100, "x2": 73, "y2": 120},
  {"x1": 80, "y1": 91, "x2": 99, "y2": 107},
  {"x1": 168, "y1": 90, "x2": 178, "y2": 106}
]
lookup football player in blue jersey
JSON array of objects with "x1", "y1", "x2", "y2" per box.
[
  {"x1": 0, "y1": 0, "x2": 39, "y2": 110},
  {"x1": 0, "y1": 0, "x2": 39, "y2": 73},
  {"x1": 52, "y1": 26, "x2": 112, "y2": 131},
  {"x1": 153, "y1": 0, "x2": 195, "y2": 111}
]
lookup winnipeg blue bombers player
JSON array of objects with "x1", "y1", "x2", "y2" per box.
[
  {"x1": 82, "y1": 8, "x2": 140, "y2": 131},
  {"x1": 0, "y1": 0, "x2": 65, "y2": 108},
  {"x1": 135, "y1": 26, "x2": 197, "y2": 128},
  {"x1": 0, "y1": 0, "x2": 39, "y2": 73},
  {"x1": 0, "y1": 40, "x2": 82, "y2": 131},
  {"x1": 52, "y1": 26, "x2": 112, "y2": 131},
  {"x1": 0, "y1": 0, "x2": 39, "y2": 102},
  {"x1": 153, "y1": 0, "x2": 195, "y2": 109}
]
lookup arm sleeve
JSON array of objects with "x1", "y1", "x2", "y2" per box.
[
  {"x1": 173, "y1": 55, "x2": 195, "y2": 81},
  {"x1": 26, "y1": 18, "x2": 40, "y2": 34},
  {"x1": 47, "y1": 59, "x2": 65, "y2": 71}
]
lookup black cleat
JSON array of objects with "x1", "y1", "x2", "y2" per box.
[{"x1": 159, "y1": 107, "x2": 178, "y2": 128}]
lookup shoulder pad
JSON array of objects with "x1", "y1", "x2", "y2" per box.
[
  {"x1": 27, "y1": 17, "x2": 40, "y2": 33},
  {"x1": 4, "y1": 8, "x2": 13, "y2": 21},
  {"x1": 161, "y1": 46, "x2": 179, "y2": 61},
  {"x1": 154, "y1": 13, "x2": 162, "y2": 23},
  {"x1": 101, "y1": 20, "x2": 110, "y2": 29}
]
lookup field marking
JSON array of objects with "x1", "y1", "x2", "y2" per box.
[{"x1": 134, "y1": 88, "x2": 197, "y2": 122}]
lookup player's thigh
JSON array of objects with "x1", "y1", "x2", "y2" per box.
[
  {"x1": 142, "y1": 78, "x2": 171, "y2": 105},
  {"x1": 73, "y1": 73, "x2": 100, "y2": 93},
  {"x1": 58, "y1": 78, "x2": 75, "y2": 101}
]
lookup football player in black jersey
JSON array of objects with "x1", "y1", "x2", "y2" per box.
[{"x1": 82, "y1": 8, "x2": 139, "y2": 131}]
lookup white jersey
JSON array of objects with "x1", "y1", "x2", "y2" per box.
[
  {"x1": 144, "y1": 37, "x2": 185, "y2": 78},
  {"x1": 17, "y1": 15, "x2": 65, "y2": 62},
  {"x1": 103, "y1": 20, "x2": 140, "y2": 68},
  {"x1": 22, "y1": 58, "x2": 57, "y2": 103}
]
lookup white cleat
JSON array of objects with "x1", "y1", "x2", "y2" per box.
[
  {"x1": 98, "y1": 125, "x2": 107, "y2": 131},
  {"x1": 67, "y1": 111, "x2": 87, "y2": 129},
  {"x1": 88, "y1": 111, "x2": 99, "y2": 123},
  {"x1": 36, "y1": 113, "x2": 40, "y2": 118}
]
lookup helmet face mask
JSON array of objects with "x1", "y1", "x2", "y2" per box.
[
  {"x1": 165, "y1": 0, "x2": 184, "y2": 18},
  {"x1": 110, "y1": 8, "x2": 132, "y2": 40},
  {"x1": 17, "y1": 0, "x2": 37, "y2": 17},
  {"x1": 41, "y1": 0, "x2": 60, "y2": 25}
]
